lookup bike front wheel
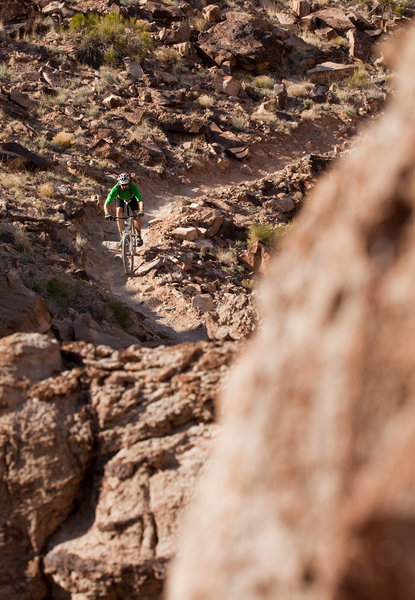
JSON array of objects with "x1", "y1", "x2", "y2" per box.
[{"x1": 122, "y1": 233, "x2": 134, "y2": 275}]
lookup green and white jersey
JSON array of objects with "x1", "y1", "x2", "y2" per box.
[{"x1": 105, "y1": 182, "x2": 143, "y2": 205}]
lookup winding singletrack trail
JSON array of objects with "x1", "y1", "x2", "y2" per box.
[{"x1": 83, "y1": 114, "x2": 354, "y2": 344}]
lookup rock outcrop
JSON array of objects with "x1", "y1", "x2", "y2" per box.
[
  {"x1": 0, "y1": 333, "x2": 237, "y2": 599},
  {"x1": 166, "y1": 25, "x2": 415, "y2": 600}
]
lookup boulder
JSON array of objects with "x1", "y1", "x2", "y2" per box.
[
  {"x1": 42, "y1": 340, "x2": 237, "y2": 598},
  {"x1": 123, "y1": 58, "x2": 144, "y2": 79},
  {"x1": 347, "y1": 28, "x2": 374, "y2": 61},
  {"x1": 174, "y1": 41, "x2": 196, "y2": 56},
  {"x1": 0, "y1": 142, "x2": 50, "y2": 169},
  {"x1": 0, "y1": 271, "x2": 51, "y2": 336},
  {"x1": 198, "y1": 16, "x2": 285, "y2": 71},
  {"x1": 301, "y1": 7, "x2": 355, "y2": 33},
  {"x1": 240, "y1": 240, "x2": 273, "y2": 275},
  {"x1": 172, "y1": 227, "x2": 203, "y2": 241},
  {"x1": 102, "y1": 94, "x2": 124, "y2": 109},
  {"x1": 72, "y1": 313, "x2": 139, "y2": 349},
  {"x1": 158, "y1": 114, "x2": 206, "y2": 133},
  {"x1": 150, "y1": 89, "x2": 186, "y2": 107},
  {"x1": 222, "y1": 75, "x2": 242, "y2": 97},
  {"x1": 166, "y1": 25, "x2": 415, "y2": 600},
  {"x1": 141, "y1": 1, "x2": 185, "y2": 21},
  {"x1": 0, "y1": 333, "x2": 93, "y2": 599},
  {"x1": 208, "y1": 123, "x2": 249, "y2": 160},
  {"x1": 290, "y1": 0, "x2": 310, "y2": 18},
  {"x1": 160, "y1": 22, "x2": 192, "y2": 44},
  {"x1": 273, "y1": 82, "x2": 288, "y2": 108},
  {"x1": 192, "y1": 294, "x2": 214, "y2": 312},
  {"x1": 202, "y1": 4, "x2": 221, "y2": 22},
  {"x1": 306, "y1": 61, "x2": 358, "y2": 83}
]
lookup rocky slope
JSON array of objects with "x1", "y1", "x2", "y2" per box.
[{"x1": 1, "y1": 0, "x2": 415, "y2": 598}]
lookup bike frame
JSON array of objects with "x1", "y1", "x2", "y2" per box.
[{"x1": 114, "y1": 204, "x2": 139, "y2": 275}]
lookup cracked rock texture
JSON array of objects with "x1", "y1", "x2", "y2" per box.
[{"x1": 0, "y1": 333, "x2": 236, "y2": 599}]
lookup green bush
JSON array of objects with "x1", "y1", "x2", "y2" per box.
[
  {"x1": 252, "y1": 75, "x2": 275, "y2": 89},
  {"x1": 347, "y1": 69, "x2": 371, "y2": 89},
  {"x1": 67, "y1": 13, "x2": 153, "y2": 67},
  {"x1": 247, "y1": 222, "x2": 276, "y2": 248}
]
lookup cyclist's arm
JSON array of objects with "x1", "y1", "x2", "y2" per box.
[
  {"x1": 131, "y1": 183, "x2": 144, "y2": 211},
  {"x1": 104, "y1": 185, "x2": 118, "y2": 216}
]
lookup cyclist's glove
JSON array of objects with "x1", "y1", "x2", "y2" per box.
[
  {"x1": 138, "y1": 211, "x2": 144, "y2": 217},
  {"x1": 105, "y1": 215, "x2": 114, "y2": 221}
]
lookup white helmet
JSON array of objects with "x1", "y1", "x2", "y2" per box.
[{"x1": 117, "y1": 172, "x2": 131, "y2": 185}]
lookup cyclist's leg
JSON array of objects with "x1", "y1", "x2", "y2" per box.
[
  {"x1": 129, "y1": 199, "x2": 142, "y2": 243},
  {"x1": 115, "y1": 204, "x2": 124, "y2": 238}
]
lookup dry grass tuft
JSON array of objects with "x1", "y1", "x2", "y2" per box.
[
  {"x1": 38, "y1": 182, "x2": 54, "y2": 198},
  {"x1": 216, "y1": 247, "x2": 238, "y2": 266},
  {"x1": 198, "y1": 94, "x2": 215, "y2": 108},
  {"x1": 155, "y1": 47, "x2": 181, "y2": 65},
  {"x1": 52, "y1": 132, "x2": 75, "y2": 148}
]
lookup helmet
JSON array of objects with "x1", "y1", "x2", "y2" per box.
[{"x1": 117, "y1": 172, "x2": 131, "y2": 186}]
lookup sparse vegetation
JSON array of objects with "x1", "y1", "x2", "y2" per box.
[
  {"x1": 155, "y1": 47, "x2": 181, "y2": 65},
  {"x1": 253, "y1": 75, "x2": 275, "y2": 89},
  {"x1": 106, "y1": 299, "x2": 133, "y2": 331},
  {"x1": 52, "y1": 132, "x2": 75, "y2": 149},
  {"x1": 38, "y1": 182, "x2": 54, "y2": 198},
  {"x1": 287, "y1": 80, "x2": 314, "y2": 98},
  {"x1": 66, "y1": 13, "x2": 152, "y2": 67},
  {"x1": 45, "y1": 274, "x2": 103, "y2": 318},
  {"x1": 347, "y1": 69, "x2": 371, "y2": 89},
  {"x1": 13, "y1": 230, "x2": 33, "y2": 254},
  {"x1": 247, "y1": 222, "x2": 276, "y2": 248},
  {"x1": 216, "y1": 247, "x2": 238, "y2": 266},
  {"x1": 198, "y1": 95, "x2": 215, "y2": 109}
]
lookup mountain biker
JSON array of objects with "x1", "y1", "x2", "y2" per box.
[{"x1": 104, "y1": 172, "x2": 144, "y2": 246}]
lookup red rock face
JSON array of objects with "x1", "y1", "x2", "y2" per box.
[
  {"x1": 166, "y1": 25, "x2": 415, "y2": 600},
  {"x1": 0, "y1": 333, "x2": 237, "y2": 599}
]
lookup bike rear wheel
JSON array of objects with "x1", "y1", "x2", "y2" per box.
[{"x1": 122, "y1": 233, "x2": 134, "y2": 275}]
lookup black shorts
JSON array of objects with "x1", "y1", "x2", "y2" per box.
[{"x1": 115, "y1": 197, "x2": 139, "y2": 212}]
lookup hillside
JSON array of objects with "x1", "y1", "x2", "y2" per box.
[{"x1": 0, "y1": 0, "x2": 414, "y2": 598}]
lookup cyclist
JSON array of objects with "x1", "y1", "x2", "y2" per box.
[{"x1": 104, "y1": 172, "x2": 144, "y2": 246}]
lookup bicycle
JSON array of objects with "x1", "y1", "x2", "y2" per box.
[{"x1": 113, "y1": 211, "x2": 139, "y2": 275}]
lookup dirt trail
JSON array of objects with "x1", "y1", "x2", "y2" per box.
[{"x1": 86, "y1": 115, "x2": 350, "y2": 344}]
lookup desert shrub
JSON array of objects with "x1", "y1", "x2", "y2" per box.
[
  {"x1": 198, "y1": 94, "x2": 215, "y2": 108},
  {"x1": 155, "y1": 46, "x2": 181, "y2": 65},
  {"x1": 13, "y1": 230, "x2": 33, "y2": 254},
  {"x1": 302, "y1": 98, "x2": 314, "y2": 110},
  {"x1": 231, "y1": 114, "x2": 250, "y2": 131},
  {"x1": 38, "y1": 182, "x2": 54, "y2": 198},
  {"x1": 347, "y1": 69, "x2": 371, "y2": 89},
  {"x1": 67, "y1": 13, "x2": 152, "y2": 68},
  {"x1": 247, "y1": 222, "x2": 276, "y2": 247},
  {"x1": 106, "y1": 299, "x2": 133, "y2": 331},
  {"x1": 45, "y1": 274, "x2": 103, "y2": 318},
  {"x1": 190, "y1": 15, "x2": 209, "y2": 31},
  {"x1": 52, "y1": 132, "x2": 75, "y2": 148},
  {"x1": 0, "y1": 63, "x2": 8, "y2": 78},
  {"x1": 253, "y1": 75, "x2": 274, "y2": 89},
  {"x1": 216, "y1": 247, "x2": 238, "y2": 266},
  {"x1": 287, "y1": 80, "x2": 314, "y2": 98}
]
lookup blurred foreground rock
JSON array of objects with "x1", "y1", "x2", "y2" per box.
[{"x1": 166, "y1": 25, "x2": 415, "y2": 600}]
